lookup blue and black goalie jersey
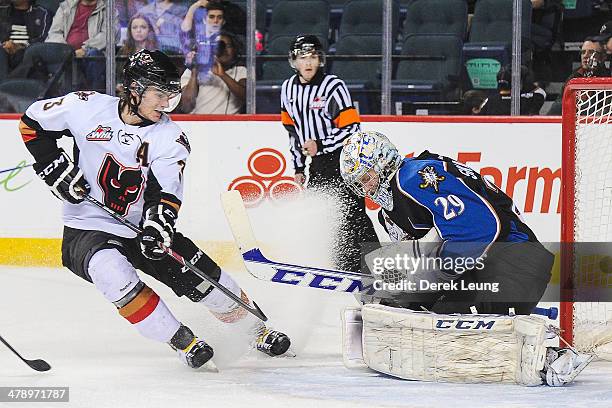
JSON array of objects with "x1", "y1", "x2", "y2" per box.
[{"x1": 379, "y1": 151, "x2": 538, "y2": 260}]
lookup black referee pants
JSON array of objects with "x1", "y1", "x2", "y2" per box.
[{"x1": 308, "y1": 150, "x2": 379, "y2": 272}]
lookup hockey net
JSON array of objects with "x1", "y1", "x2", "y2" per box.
[{"x1": 561, "y1": 77, "x2": 612, "y2": 360}]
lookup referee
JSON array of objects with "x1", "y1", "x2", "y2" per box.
[{"x1": 280, "y1": 34, "x2": 378, "y2": 272}]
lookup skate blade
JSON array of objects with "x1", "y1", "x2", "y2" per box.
[
  {"x1": 553, "y1": 353, "x2": 595, "y2": 385},
  {"x1": 199, "y1": 359, "x2": 219, "y2": 373},
  {"x1": 574, "y1": 353, "x2": 595, "y2": 375},
  {"x1": 250, "y1": 346, "x2": 297, "y2": 359}
]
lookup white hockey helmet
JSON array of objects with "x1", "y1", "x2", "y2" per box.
[{"x1": 339, "y1": 131, "x2": 402, "y2": 211}]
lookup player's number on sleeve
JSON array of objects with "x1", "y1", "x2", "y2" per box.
[
  {"x1": 42, "y1": 97, "x2": 65, "y2": 111},
  {"x1": 434, "y1": 194, "x2": 465, "y2": 220}
]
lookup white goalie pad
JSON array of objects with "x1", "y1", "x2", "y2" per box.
[
  {"x1": 341, "y1": 307, "x2": 367, "y2": 368},
  {"x1": 358, "y1": 304, "x2": 549, "y2": 386}
]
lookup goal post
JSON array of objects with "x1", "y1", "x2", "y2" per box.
[{"x1": 561, "y1": 77, "x2": 612, "y2": 360}]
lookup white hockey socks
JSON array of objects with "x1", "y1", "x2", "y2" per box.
[
  {"x1": 199, "y1": 269, "x2": 250, "y2": 323},
  {"x1": 89, "y1": 249, "x2": 180, "y2": 343}
]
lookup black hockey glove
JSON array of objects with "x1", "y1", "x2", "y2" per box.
[
  {"x1": 139, "y1": 202, "x2": 178, "y2": 260},
  {"x1": 33, "y1": 148, "x2": 90, "y2": 204}
]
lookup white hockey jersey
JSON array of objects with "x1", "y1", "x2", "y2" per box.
[{"x1": 22, "y1": 91, "x2": 191, "y2": 238}]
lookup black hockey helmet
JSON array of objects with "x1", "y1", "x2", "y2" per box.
[
  {"x1": 123, "y1": 49, "x2": 181, "y2": 95},
  {"x1": 122, "y1": 49, "x2": 182, "y2": 115},
  {"x1": 288, "y1": 34, "x2": 326, "y2": 70}
]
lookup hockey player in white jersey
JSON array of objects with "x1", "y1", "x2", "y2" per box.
[
  {"x1": 337, "y1": 131, "x2": 593, "y2": 386},
  {"x1": 19, "y1": 49, "x2": 291, "y2": 369}
]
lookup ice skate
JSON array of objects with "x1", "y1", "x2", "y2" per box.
[
  {"x1": 251, "y1": 322, "x2": 292, "y2": 357},
  {"x1": 170, "y1": 325, "x2": 217, "y2": 371},
  {"x1": 544, "y1": 348, "x2": 594, "y2": 386}
]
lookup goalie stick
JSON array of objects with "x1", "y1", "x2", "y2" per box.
[
  {"x1": 221, "y1": 190, "x2": 373, "y2": 294},
  {"x1": 82, "y1": 193, "x2": 268, "y2": 322},
  {"x1": 0, "y1": 335, "x2": 51, "y2": 372},
  {"x1": 220, "y1": 190, "x2": 560, "y2": 320}
]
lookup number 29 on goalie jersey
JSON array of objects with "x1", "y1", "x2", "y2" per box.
[{"x1": 391, "y1": 152, "x2": 537, "y2": 260}]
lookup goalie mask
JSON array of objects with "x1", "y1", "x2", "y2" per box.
[
  {"x1": 340, "y1": 131, "x2": 402, "y2": 211},
  {"x1": 123, "y1": 49, "x2": 182, "y2": 115},
  {"x1": 288, "y1": 34, "x2": 326, "y2": 71}
]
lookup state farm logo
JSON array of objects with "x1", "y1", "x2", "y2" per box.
[{"x1": 228, "y1": 148, "x2": 303, "y2": 207}]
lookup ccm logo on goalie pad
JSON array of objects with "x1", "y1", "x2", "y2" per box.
[{"x1": 435, "y1": 319, "x2": 495, "y2": 330}]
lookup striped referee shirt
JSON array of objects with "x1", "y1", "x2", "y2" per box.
[{"x1": 280, "y1": 71, "x2": 360, "y2": 173}]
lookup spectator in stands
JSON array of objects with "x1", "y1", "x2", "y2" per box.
[
  {"x1": 181, "y1": 0, "x2": 224, "y2": 83},
  {"x1": 116, "y1": 14, "x2": 159, "y2": 93},
  {"x1": 180, "y1": 30, "x2": 245, "y2": 114},
  {"x1": 531, "y1": 0, "x2": 562, "y2": 80},
  {"x1": 9, "y1": 0, "x2": 111, "y2": 89},
  {"x1": 0, "y1": 0, "x2": 52, "y2": 80},
  {"x1": 46, "y1": 0, "x2": 108, "y2": 58},
  {"x1": 117, "y1": 0, "x2": 148, "y2": 28},
  {"x1": 547, "y1": 38, "x2": 609, "y2": 115},
  {"x1": 118, "y1": 14, "x2": 159, "y2": 56},
  {"x1": 182, "y1": 0, "x2": 246, "y2": 39},
  {"x1": 139, "y1": 0, "x2": 187, "y2": 54},
  {"x1": 486, "y1": 64, "x2": 546, "y2": 115},
  {"x1": 45, "y1": 0, "x2": 110, "y2": 89},
  {"x1": 461, "y1": 90, "x2": 489, "y2": 115}
]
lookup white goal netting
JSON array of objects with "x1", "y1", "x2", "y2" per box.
[{"x1": 566, "y1": 80, "x2": 612, "y2": 360}]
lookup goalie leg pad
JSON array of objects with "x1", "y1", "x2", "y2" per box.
[
  {"x1": 360, "y1": 304, "x2": 549, "y2": 386},
  {"x1": 341, "y1": 307, "x2": 366, "y2": 368}
]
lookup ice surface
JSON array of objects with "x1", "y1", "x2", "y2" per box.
[
  {"x1": 2, "y1": 266, "x2": 612, "y2": 408},
  {"x1": 2, "y1": 194, "x2": 611, "y2": 408}
]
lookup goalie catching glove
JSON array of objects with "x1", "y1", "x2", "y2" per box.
[
  {"x1": 139, "y1": 202, "x2": 178, "y2": 260},
  {"x1": 33, "y1": 148, "x2": 90, "y2": 204}
]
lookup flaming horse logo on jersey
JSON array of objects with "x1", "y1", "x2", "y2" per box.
[{"x1": 98, "y1": 154, "x2": 144, "y2": 215}]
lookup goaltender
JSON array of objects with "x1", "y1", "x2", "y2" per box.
[{"x1": 337, "y1": 130, "x2": 592, "y2": 387}]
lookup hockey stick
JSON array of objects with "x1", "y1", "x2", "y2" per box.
[
  {"x1": 221, "y1": 190, "x2": 375, "y2": 295},
  {"x1": 0, "y1": 335, "x2": 51, "y2": 372},
  {"x1": 220, "y1": 191, "x2": 561, "y2": 319},
  {"x1": 82, "y1": 194, "x2": 268, "y2": 322},
  {"x1": 533, "y1": 306, "x2": 558, "y2": 320}
]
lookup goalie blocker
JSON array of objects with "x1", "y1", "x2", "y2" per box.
[{"x1": 342, "y1": 304, "x2": 594, "y2": 387}]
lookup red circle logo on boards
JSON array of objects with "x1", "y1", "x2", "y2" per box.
[{"x1": 228, "y1": 148, "x2": 303, "y2": 207}]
